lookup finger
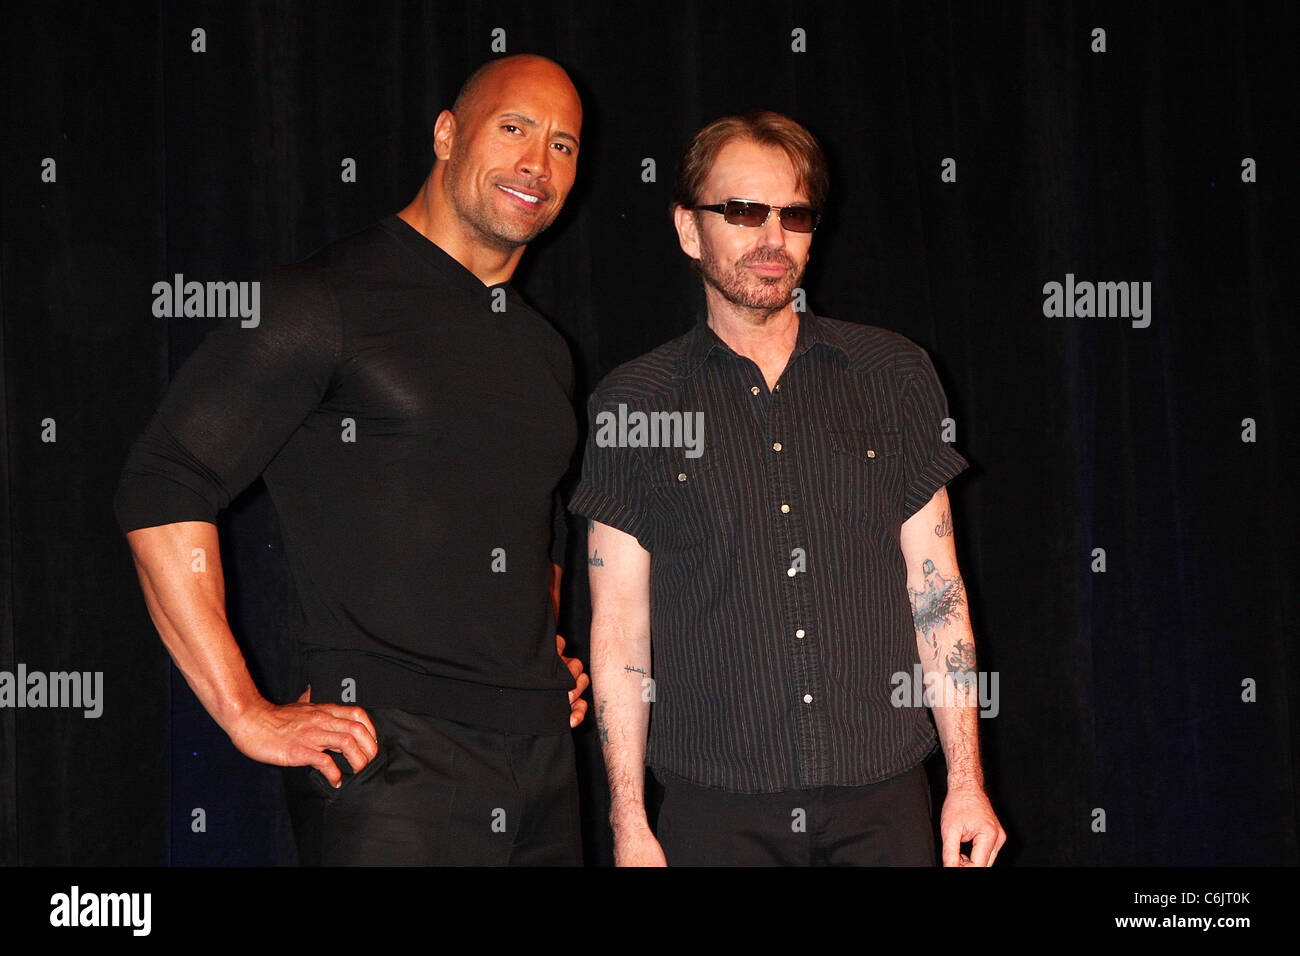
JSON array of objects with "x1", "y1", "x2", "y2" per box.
[
  {"x1": 306, "y1": 749, "x2": 342, "y2": 788},
  {"x1": 572, "y1": 669, "x2": 590, "y2": 693},
  {"x1": 314, "y1": 705, "x2": 378, "y2": 750},
  {"x1": 569, "y1": 698, "x2": 588, "y2": 728},
  {"x1": 556, "y1": 633, "x2": 566, "y2": 655},
  {"x1": 988, "y1": 828, "x2": 1007, "y2": 866},
  {"x1": 969, "y1": 828, "x2": 996, "y2": 867},
  {"x1": 941, "y1": 825, "x2": 962, "y2": 867},
  {"x1": 297, "y1": 685, "x2": 312, "y2": 704},
  {"x1": 318, "y1": 728, "x2": 369, "y2": 774}
]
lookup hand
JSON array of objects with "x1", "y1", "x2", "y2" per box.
[
  {"x1": 940, "y1": 786, "x2": 1006, "y2": 866},
  {"x1": 557, "y1": 633, "x2": 590, "y2": 728},
  {"x1": 613, "y1": 822, "x2": 667, "y2": 867},
  {"x1": 226, "y1": 686, "x2": 378, "y2": 788}
]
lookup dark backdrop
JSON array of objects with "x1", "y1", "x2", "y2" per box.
[{"x1": 2, "y1": 0, "x2": 1295, "y2": 866}]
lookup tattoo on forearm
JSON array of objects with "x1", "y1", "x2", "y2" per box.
[
  {"x1": 587, "y1": 518, "x2": 594, "y2": 532},
  {"x1": 909, "y1": 558, "x2": 965, "y2": 659},
  {"x1": 595, "y1": 700, "x2": 609, "y2": 743},
  {"x1": 623, "y1": 665, "x2": 646, "y2": 675},
  {"x1": 934, "y1": 508, "x2": 953, "y2": 538},
  {"x1": 944, "y1": 637, "x2": 978, "y2": 690},
  {"x1": 588, "y1": 549, "x2": 604, "y2": 567}
]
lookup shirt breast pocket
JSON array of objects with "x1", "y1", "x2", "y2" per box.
[
  {"x1": 645, "y1": 453, "x2": 730, "y2": 556},
  {"x1": 827, "y1": 426, "x2": 904, "y2": 530}
]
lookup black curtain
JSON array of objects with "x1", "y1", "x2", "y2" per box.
[{"x1": 2, "y1": 0, "x2": 1294, "y2": 866}]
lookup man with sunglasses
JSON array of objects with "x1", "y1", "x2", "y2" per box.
[{"x1": 572, "y1": 111, "x2": 1005, "y2": 866}]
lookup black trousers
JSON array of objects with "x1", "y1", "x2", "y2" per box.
[
  {"x1": 646, "y1": 763, "x2": 936, "y2": 866},
  {"x1": 283, "y1": 708, "x2": 582, "y2": 865}
]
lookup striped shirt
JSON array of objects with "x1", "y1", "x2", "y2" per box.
[{"x1": 569, "y1": 313, "x2": 968, "y2": 791}]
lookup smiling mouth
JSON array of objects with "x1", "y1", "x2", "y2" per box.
[{"x1": 497, "y1": 184, "x2": 543, "y2": 206}]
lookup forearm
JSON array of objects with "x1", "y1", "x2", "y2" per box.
[
  {"x1": 124, "y1": 520, "x2": 265, "y2": 733},
  {"x1": 591, "y1": 615, "x2": 653, "y2": 830},
  {"x1": 916, "y1": 606, "x2": 984, "y2": 790}
]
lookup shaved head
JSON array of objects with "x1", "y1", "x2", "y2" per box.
[{"x1": 451, "y1": 54, "x2": 575, "y2": 124}]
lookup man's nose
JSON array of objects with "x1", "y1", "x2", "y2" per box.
[
  {"x1": 518, "y1": 138, "x2": 550, "y2": 181},
  {"x1": 759, "y1": 207, "x2": 787, "y2": 246}
]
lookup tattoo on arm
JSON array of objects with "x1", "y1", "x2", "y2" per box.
[
  {"x1": 595, "y1": 700, "x2": 609, "y2": 743},
  {"x1": 587, "y1": 518, "x2": 594, "y2": 532},
  {"x1": 588, "y1": 548, "x2": 604, "y2": 567},
  {"x1": 934, "y1": 508, "x2": 953, "y2": 538},
  {"x1": 623, "y1": 664, "x2": 646, "y2": 675},
  {"x1": 908, "y1": 558, "x2": 965, "y2": 659},
  {"x1": 944, "y1": 638, "x2": 978, "y2": 690}
]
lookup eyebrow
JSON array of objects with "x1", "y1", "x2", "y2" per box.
[{"x1": 498, "y1": 112, "x2": 580, "y2": 147}]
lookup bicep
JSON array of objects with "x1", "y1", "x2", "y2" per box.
[
  {"x1": 899, "y1": 486, "x2": 961, "y2": 588},
  {"x1": 587, "y1": 520, "x2": 651, "y2": 632}
]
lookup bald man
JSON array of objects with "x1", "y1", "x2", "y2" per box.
[{"x1": 113, "y1": 55, "x2": 590, "y2": 865}]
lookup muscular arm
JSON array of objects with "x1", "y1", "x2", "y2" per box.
[
  {"x1": 124, "y1": 520, "x2": 377, "y2": 786},
  {"x1": 899, "y1": 486, "x2": 1005, "y2": 865},
  {"x1": 586, "y1": 519, "x2": 663, "y2": 865}
]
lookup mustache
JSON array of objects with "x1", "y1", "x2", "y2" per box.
[{"x1": 737, "y1": 249, "x2": 796, "y2": 270}]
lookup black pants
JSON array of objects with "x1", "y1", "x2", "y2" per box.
[
  {"x1": 283, "y1": 708, "x2": 582, "y2": 865},
  {"x1": 646, "y1": 763, "x2": 936, "y2": 866}
]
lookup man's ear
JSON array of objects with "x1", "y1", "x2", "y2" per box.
[
  {"x1": 672, "y1": 204, "x2": 702, "y2": 261},
  {"x1": 432, "y1": 109, "x2": 457, "y2": 161}
]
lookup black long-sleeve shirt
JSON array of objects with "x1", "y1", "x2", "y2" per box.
[
  {"x1": 114, "y1": 215, "x2": 577, "y2": 734},
  {"x1": 569, "y1": 314, "x2": 969, "y2": 790}
]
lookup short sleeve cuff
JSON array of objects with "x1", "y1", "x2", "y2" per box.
[
  {"x1": 567, "y1": 482, "x2": 652, "y2": 550},
  {"x1": 902, "y1": 443, "x2": 969, "y2": 520},
  {"x1": 113, "y1": 471, "x2": 220, "y2": 534}
]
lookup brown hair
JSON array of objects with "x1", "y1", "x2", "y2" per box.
[{"x1": 670, "y1": 111, "x2": 829, "y2": 215}]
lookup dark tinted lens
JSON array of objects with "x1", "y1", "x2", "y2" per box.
[
  {"x1": 778, "y1": 206, "x2": 817, "y2": 232},
  {"x1": 724, "y1": 200, "x2": 771, "y2": 227}
]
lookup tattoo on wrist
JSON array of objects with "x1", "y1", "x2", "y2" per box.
[{"x1": 624, "y1": 664, "x2": 646, "y2": 675}]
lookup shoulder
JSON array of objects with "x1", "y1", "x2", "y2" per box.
[
  {"x1": 589, "y1": 327, "x2": 697, "y2": 405},
  {"x1": 816, "y1": 315, "x2": 931, "y2": 372}
]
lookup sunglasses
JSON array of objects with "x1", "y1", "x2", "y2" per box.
[{"x1": 694, "y1": 199, "x2": 821, "y2": 233}]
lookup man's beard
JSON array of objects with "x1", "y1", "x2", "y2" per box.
[
  {"x1": 442, "y1": 154, "x2": 551, "y2": 252},
  {"x1": 698, "y1": 239, "x2": 803, "y2": 318}
]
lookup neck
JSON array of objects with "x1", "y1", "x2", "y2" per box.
[
  {"x1": 397, "y1": 179, "x2": 525, "y2": 287},
  {"x1": 704, "y1": 287, "x2": 800, "y2": 389}
]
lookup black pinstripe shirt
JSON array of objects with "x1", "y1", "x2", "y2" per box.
[{"x1": 570, "y1": 313, "x2": 968, "y2": 792}]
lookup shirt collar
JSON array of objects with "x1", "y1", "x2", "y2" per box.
[{"x1": 675, "y1": 311, "x2": 851, "y2": 379}]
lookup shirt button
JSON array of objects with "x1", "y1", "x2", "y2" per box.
[
  {"x1": 780, "y1": 504, "x2": 790, "y2": 514},
  {"x1": 867, "y1": 449, "x2": 876, "y2": 458},
  {"x1": 802, "y1": 693, "x2": 813, "y2": 704},
  {"x1": 795, "y1": 629, "x2": 806, "y2": 639},
  {"x1": 750, "y1": 386, "x2": 760, "y2": 395},
  {"x1": 677, "y1": 473, "x2": 686, "y2": 482},
  {"x1": 786, "y1": 567, "x2": 797, "y2": 577},
  {"x1": 774, "y1": 384, "x2": 782, "y2": 392},
  {"x1": 772, "y1": 441, "x2": 783, "y2": 452}
]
